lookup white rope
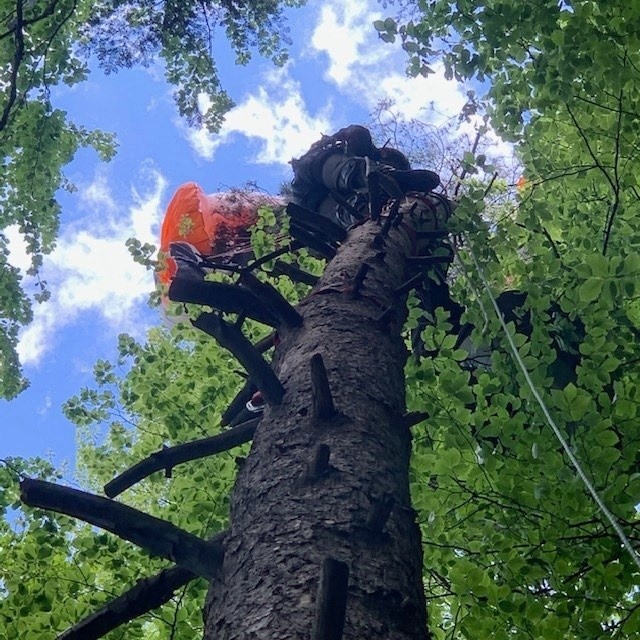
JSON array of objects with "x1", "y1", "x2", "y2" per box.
[{"x1": 462, "y1": 233, "x2": 640, "y2": 573}]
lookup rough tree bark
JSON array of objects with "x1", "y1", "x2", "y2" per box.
[{"x1": 204, "y1": 209, "x2": 433, "y2": 639}]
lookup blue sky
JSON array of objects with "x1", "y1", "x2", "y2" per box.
[{"x1": 3, "y1": 0, "x2": 490, "y2": 470}]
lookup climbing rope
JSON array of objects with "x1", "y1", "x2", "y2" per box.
[{"x1": 460, "y1": 234, "x2": 640, "y2": 574}]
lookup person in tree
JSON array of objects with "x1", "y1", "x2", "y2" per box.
[{"x1": 290, "y1": 124, "x2": 441, "y2": 228}]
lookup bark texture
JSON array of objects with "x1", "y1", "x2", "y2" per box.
[{"x1": 204, "y1": 218, "x2": 429, "y2": 639}]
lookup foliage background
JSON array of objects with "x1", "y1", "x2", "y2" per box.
[{"x1": 2, "y1": 0, "x2": 639, "y2": 638}]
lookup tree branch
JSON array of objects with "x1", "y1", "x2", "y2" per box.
[
  {"x1": 168, "y1": 278, "x2": 277, "y2": 327},
  {"x1": 271, "y1": 260, "x2": 319, "y2": 287},
  {"x1": 239, "y1": 271, "x2": 303, "y2": 327},
  {"x1": 221, "y1": 379, "x2": 257, "y2": 426},
  {"x1": 602, "y1": 87, "x2": 624, "y2": 256},
  {"x1": 104, "y1": 418, "x2": 259, "y2": 498},
  {"x1": 566, "y1": 103, "x2": 616, "y2": 193},
  {"x1": 289, "y1": 226, "x2": 337, "y2": 260},
  {"x1": 20, "y1": 479, "x2": 222, "y2": 580},
  {"x1": 286, "y1": 202, "x2": 347, "y2": 242},
  {"x1": 57, "y1": 564, "x2": 198, "y2": 640},
  {"x1": 0, "y1": 0, "x2": 24, "y2": 132},
  {"x1": 57, "y1": 528, "x2": 226, "y2": 640},
  {"x1": 192, "y1": 312, "x2": 285, "y2": 404}
]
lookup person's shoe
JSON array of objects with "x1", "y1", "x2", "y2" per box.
[
  {"x1": 393, "y1": 169, "x2": 440, "y2": 194},
  {"x1": 170, "y1": 242, "x2": 208, "y2": 280}
]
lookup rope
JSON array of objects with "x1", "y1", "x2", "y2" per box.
[{"x1": 462, "y1": 233, "x2": 640, "y2": 573}]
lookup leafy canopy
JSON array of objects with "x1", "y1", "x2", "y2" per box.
[
  {"x1": 380, "y1": 1, "x2": 640, "y2": 637},
  {"x1": 3, "y1": 1, "x2": 640, "y2": 638},
  {"x1": 0, "y1": 0, "x2": 303, "y2": 399}
]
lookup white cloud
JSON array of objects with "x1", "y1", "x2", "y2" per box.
[
  {"x1": 182, "y1": 66, "x2": 333, "y2": 165},
  {"x1": 17, "y1": 165, "x2": 167, "y2": 367},
  {"x1": 79, "y1": 169, "x2": 117, "y2": 214},
  {"x1": 5, "y1": 224, "x2": 32, "y2": 272},
  {"x1": 310, "y1": 0, "x2": 466, "y2": 120},
  {"x1": 310, "y1": 0, "x2": 515, "y2": 169},
  {"x1": 310, "y1": 1, "x2": 386, "y2": 85},
  {"x1": 36, "y1": 395, "x2": 52, "y2": 416}
]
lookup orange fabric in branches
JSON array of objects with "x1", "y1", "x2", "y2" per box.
[
  {"x1": 157, "y1": 182, "x2": 269, "y2": 285},
  {"x1": 160, "y1": 182, "x2": 211, "y2": 256}
]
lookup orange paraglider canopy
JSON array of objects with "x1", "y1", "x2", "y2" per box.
[{"x1": 157, "y1": 182, "x2": 277, "y2": 285}]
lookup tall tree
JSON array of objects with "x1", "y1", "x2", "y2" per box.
[
  {"x1": 0, "y1": 0, "x2": 302, "y2": 399},
  {"x1": 5, "y1": 1, "x2": 640, "y2": 637}
]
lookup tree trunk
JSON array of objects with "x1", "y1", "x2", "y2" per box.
[{"x1": 204, "y1": 214, "x2": 431, "y2": 639}]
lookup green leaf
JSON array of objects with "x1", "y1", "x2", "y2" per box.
[
  {"x1": 595, "y1": 430, "x2": 619, "y2": 447},
  {"x1": 578, "y1": 278, "x2": 603, "y2": 302}
]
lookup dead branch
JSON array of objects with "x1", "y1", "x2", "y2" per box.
[
  {"x1": 246, "y1": 240, "x2": 302, "y2": 272},
  {"x1": 221, "y1": 380, "x2": 257, "y2": 426},
  {"x1": 104, "y1": 418, "x2": 259, "y2": 498},
  {"x1": 169, "y1": 278, "x2": 277, "y2": 327},
  {"x1": 286, "y1": 202, "x2": 347, "y2": 243},
  {"x1": 240, "y1": 271, "x2": 304, "y2": 327},
  {"x1": 272, "y1": 260, "x2": 320, "y2": 287},
  {"x1": 20, "y1": 479, "x2": 221, "y2": 579},
  {"x1": 57, "y1": 529, "x2": 226, "y2": 640},
  {"x1": 402, "y1": 411, "x2": 430, "y2": 428},
  {"x1": 289, "y1": 225, "x2": 337, "y2": 260},
  {"x1": 193, "y1": 313, "x2": 285, "y2": 405},
  {"x1": 312, "y1": 558, "x2": 349, "y2": 640}
]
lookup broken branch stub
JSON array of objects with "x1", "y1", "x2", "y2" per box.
[
  {"x1": 310, "y1": 353, "x2": 336, "y2": 420},
  {"x1": 366, "y1": 494, "x2": 395, "y2": 534},
  {"x1": 312, "y1": 558, "x2": 349, "y2": 640},
  {"x1": 304, "y1": 444, "x2": 331, "y2": 482}
]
